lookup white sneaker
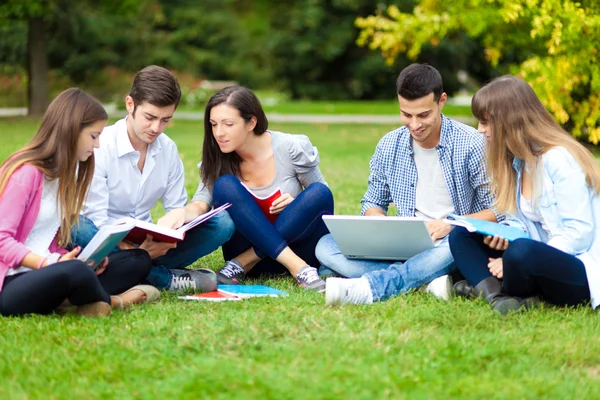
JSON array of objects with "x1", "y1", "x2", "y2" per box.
[
  {"x1": 424, "y1": 274, "x2": 453, "y2": 301},
  {"x1": 325, "y1": 277, "x2": 374, "y2": 306}
]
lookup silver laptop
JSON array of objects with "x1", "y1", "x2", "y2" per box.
[{"x1": 322, "y1": 215, "x2": 434, "y2": 260}]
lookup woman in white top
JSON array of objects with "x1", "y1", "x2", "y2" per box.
[
  {"x1": 449, "y1": 75, "x2": 600, "y2": 314},
  {"x1": 0, "y1": 88, "x2": 156, "y2": 317}
]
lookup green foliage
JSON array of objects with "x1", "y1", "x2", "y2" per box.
[{"x1": 356, "y1": 0, "x2": 600, "y2": 142}]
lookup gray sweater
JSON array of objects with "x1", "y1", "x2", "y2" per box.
[{"x1": 192, "y1": 130, "x2": 327, "y2": 206}]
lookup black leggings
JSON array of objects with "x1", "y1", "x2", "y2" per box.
[
  {"x1": 449, "y1": 227, "x2": 590, "y2": 306},
  {"x1": 0, "y1": 249, "x2": 152, "y2": 316}
]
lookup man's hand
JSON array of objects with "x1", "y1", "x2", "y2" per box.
[
  {"x1": 139, "y1": 234, "x2": 177, "y2": 259},
  {"x1": 426, "y1": 220, "x2": 452, "y2": 241},
  {"x1": 157, "y1": 208, "x2": 186, "y2": 229},
  {"x1": 488, "y1": 257, "x2": 504, "y2": 279},
  {"x1": 483, "y1": 235, "x2": 509, "y2": 251},
  {"x1": 270, "y1": 194, "x2": 295, "y2": 215}
]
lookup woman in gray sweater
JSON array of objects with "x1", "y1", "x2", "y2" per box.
[{"x1": 197, "y1": 86, "x2": 334, "y2": 291}]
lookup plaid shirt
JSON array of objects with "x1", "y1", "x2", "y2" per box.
[{"x1": 361, "y1": 115, "x2": 497, "y2": 219}]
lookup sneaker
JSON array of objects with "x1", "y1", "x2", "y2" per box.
[
  {"x1": 217, "y1": 260, "x2": 246, "y2": 284},
  {"x1": 325, "y1": 277, "x2": 374, "y2": 306},
  {"x1": 170, "y1": 268, "x2": 218, "y2": 293},
  {"x1": 296, "y1": 265, "x2": 326, "y2": 292},
  {"x1": 424, "y1": 274, "x2": 453, "y2": 301}
]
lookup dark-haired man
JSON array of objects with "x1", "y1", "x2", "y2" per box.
[
  {"x1": 77, "y1": 65, "x2": 235, "y2": 292},
  {"x1": 317, "y1": 63, "x2": 499, "y2": 305}
]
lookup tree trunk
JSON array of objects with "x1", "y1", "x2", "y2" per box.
[{"x1": 27, "y1": 17, "x2": 49, "y2": 116}]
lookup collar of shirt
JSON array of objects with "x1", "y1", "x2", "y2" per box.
[
  {"x1": 399, "y1": 114, "x2": 452, "y2": 154},
  {"x1": 115, "y1": 117, "x2": 163, "y2": 159}
]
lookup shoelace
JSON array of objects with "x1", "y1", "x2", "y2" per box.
[
  {"x1": 172, "y1": 275, "x2": 197, "y2": 290},
  {"x1": 220, "y1": 262, "x2": 243, "y2": 278},
  {"x1": 296, "y1": 267, "x2": 320, "y2": 284}
]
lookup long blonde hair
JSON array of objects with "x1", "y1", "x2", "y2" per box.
[
  {"x1": 0, "y1": 88, "x2": 107, "y2": 246},
  {"x1": 472, "y1": 75, "x2": 600, "y2": 214}
]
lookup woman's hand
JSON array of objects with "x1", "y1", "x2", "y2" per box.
[
  {"x1": 270, "y1": 193, "x2": 295, "y2": 215},
  {"x1": 488, "y1": 257, "x2": 504, "y2": 279},
  {"x1": 58, "y1": 246, "x2": 82, "y2": 263},
  {"x1": 87, "y1": 257, "x2": 109, "y2": 276},
  {"x1": 483, "y1": 235, "x2": 509, "y2": 251}
]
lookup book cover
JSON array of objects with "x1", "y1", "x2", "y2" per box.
[
  {"x1": 241, "y1": 183, "x2": 281, "y2": 223},
  {"x1": 178, "y1": 291, "x2": 242, "y2": 302},
  {"x1": 217, "y1": 284, "x2": 289, "y2": 298},
  {"x1": 445, "y1": 213, "x2": 529, "y2": 242},
  {"x1": 77, "y1": 221, "x2": 135, "y2": 269},
  {"x1": 120, "y1": 203, "x2": 231, "y2": 244}
]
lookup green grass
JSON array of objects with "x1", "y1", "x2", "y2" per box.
[{"x1": 2, "y1": 118, "x2": 600, "y2": 399}]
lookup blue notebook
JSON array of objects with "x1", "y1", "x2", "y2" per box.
[
  {"x1": 445, "y1": 213, "x2": 529, "y2": 242},
  {"x1": 217, "y1": 285, "x2": 289, "y2": 298}
]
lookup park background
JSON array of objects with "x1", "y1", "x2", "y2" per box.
[{"x1": 1, "y1": 1, "x2": 600, "y2": 399}]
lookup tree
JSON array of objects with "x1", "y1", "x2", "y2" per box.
[
  {"x1": 356, "y1": 0, "x2": 600, "y2": 142},
  {"x1": 0, "y1": 0, "x2": 148, "y2": 115}
]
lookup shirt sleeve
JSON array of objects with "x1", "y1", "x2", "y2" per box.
[
  {"x1": 0, "y1": 166, "x2": 41, "y2": 268},
  {"x1": 543, "y1": 148, "x2": 595, "y2": 254},
  {"x1": 161, "y1": 145, "x2": 188, "y2": 213},
  {"x1": 467, "y1": 134, "x2": 503, "y2": 221},
  {"x1": 288, "y1": 134, "x2": 327, "y2": 188},
  {"x1": 82, "y1": 148, "x2": 111, "y2": 228},
  {"x1": 360, "y1": 140, "x2": 392, "y2": 215},
  {"x1": 191, "y1": 162, "x2": 213, "y2": 206}
]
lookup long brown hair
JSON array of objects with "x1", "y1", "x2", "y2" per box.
[
  {"x1": 201, "y1": 86, "x2": 268, "y2": 191},
  {"x1": 0, "y1": 88, "x2": 108, "y2": 246},
  {"x1": 472, "y1": 75, "x2": 600, "y2": 214}
]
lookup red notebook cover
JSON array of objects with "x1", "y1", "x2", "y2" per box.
[
  {"x1": 242, "y1": 185, "x2": 282, "y2": 223},
  {"x1": 178, "y1": 291, "x2": 242, "y2": 301}
]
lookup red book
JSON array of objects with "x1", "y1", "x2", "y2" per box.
[
  {"x1": 117, "y1": 203, "x2": 231, "y2": 244},
  {"x1": 178, "y1": 291, "x2": 242, "y2": 301},
  {"x1": 242, "y1": 184, "x2": 282, "y2": 223}
]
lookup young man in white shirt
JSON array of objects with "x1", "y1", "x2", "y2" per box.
[{"x1": 75, "y1": 65, "x2": 235, "y2": 292}]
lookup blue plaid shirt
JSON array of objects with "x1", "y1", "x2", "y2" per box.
[{"x1": 361, "y1": 115, "x2": 497, "y2": 219}]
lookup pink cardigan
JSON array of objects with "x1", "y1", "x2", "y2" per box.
[{"x1": 0, "y1": 165, "x2": 66, "y2": 291}]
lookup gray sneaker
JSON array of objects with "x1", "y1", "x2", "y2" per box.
[
  {"x1": 217, "y1": 261, "x2": 246, "y2": 284},
  {"x1": 169, "y1": 268, "x2": 217, "y2": 293},
  {"x1": 296, "y1": 265, "x2": 326, "y2": 292}
]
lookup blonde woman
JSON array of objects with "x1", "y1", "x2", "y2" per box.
[
  {"x1": 0, "y1": 88, "x2": 156, "y2": 317},
  {"x1": 449, "y1": 75, "x2": 600, "y2": 314}
]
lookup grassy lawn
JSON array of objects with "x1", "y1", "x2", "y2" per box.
[{"x1": 2, "y1": 117, "x2": 600, "y2": 399}]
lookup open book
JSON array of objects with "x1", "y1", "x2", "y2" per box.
[
  {"x1": 241, "y1": 183, "x2": 282, "y2": 223},
  {"x1": 444, "y1": 213, "x2": 529, "y2": 242},
  {"x1": 117, "y1": 203, "x2": 231, "y2": 244},
  {"x1": 77, "y1": 220, "x2": 135, "y2": 269}
]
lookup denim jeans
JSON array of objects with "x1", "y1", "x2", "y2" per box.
[
  {"x1": 315, "y1": 233, "x2": 455, "y2": 301},
  {"x1": 213, "y1": 175, "x2": 334, "y2": 277},
  {"x1": 71, "y1": 212, "x2": 236, "y2": 289},
  {"x1": 449, "y1": 227, "x2": 590, "y2": 306}
]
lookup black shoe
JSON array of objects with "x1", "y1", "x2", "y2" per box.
[
  {"x1": 453, "y1": 280, "x2": 474, "y2": 298},
  {"x1": 473, "y1": 277, "x2": 529, "y2": 315}
]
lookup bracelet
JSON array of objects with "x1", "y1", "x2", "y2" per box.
[
  {"x1": 37, "y1": 257, "x2": 48, "y2": 269},
  {"x1": 46, "y1": 253, "x2": 62, "y2": 265}
]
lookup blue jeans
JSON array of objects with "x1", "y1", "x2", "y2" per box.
[
  {"x1": 315, "y1": 233, "x2": 455, "y2": 301},
  {"x1": 71, "y1": 212, "x2": 236, "y2": 289},
  {"x1": 213, "y1": 175, "x2": 334, "y2": 277},
  {"x1": 449, "y1": 227, "x2": 590, "y2": 306}
]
